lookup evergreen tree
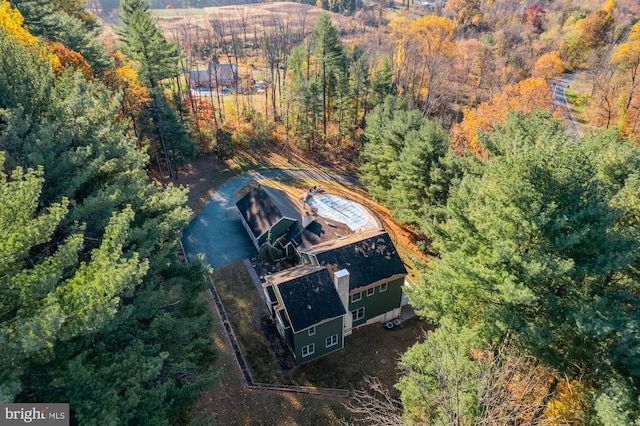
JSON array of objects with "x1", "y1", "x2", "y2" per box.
[
  {"x1": 361, "y1": 96, "x2": 459, "y2": 226},
  {"x1": 371, "y1": 56, "x2": 394, "y2": 107},
  {"x1": 410, "y1": 111, "x2": 640, "y2": 423},
  {"x1": 9, "y1": 0, "x2": 112, "y2": 73},
  {"x1": 117, "y1": 0, "x2": 179, "y2": 90},
  {"x1": 117, "y1": 0, "x2": 195, "y2": 181},
  {"x1": 313, "y1": 13, "x2": 345, "y2": 140},
  {"x1": 0, "y1": 14, "x2": 215, "y2": 423}
]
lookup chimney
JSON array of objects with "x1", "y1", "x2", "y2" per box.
[{"x1": 334, "y1": 269, "x2": 352, "y2": 336}]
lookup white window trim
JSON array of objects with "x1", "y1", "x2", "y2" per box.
[
  {"x1": 351, "y1": 292, "x2": 362, "y2": 302},
  {"x1": 366, "y1": 287, "x2": 375, "y2": 297},
  {"x1": 326, "y1": 334, "x2": 338, "y2": 348},
  {"x1": 302, "y1": 343, "x2": 315, "y2": 357},
  {"x1": 380, "y1": 282, "x2": 388, "y2": 293},
  {"x1": 352, "y1": 307, "x2": 365, "y2": 321},
  {"x1": 308, "y1": 326, "x2": 316, "y2": 336}
]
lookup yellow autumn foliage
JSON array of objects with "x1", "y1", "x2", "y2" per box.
[
  {"x1": 542, "y1": 378, "x2": 591, "y2": 425},
  {"x1": 0, "y1": 0, "x2": 64, "y2": 71},
  {"x1": 452, "y1": 77, "x2": 552, "y2": 154},
  {"x1": 532, "y1": 51, "x2": 564, "y2": 80},
  {"x1": 0, "y1": 0, "x2": 37, "y2": 46}
]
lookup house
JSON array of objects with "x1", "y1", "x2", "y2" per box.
[
  {"x1": 189, "y1": 63, "x2": 238, "y2": 89},
  {"x1": 264, "y1": 265, "x2": 346, "y2": 363},
  {"x1": 235, "y1": 185, "x2": 313, "y2": 250},
  {"x1": 238, "y1": 185, "x2": 408, "y2": 364},
  {"x1": 299, "y1": 229, "x2": 408, "y2": 334},
  {"x1": 263, "y1": 229, "x2": 408, "y2": 363}
]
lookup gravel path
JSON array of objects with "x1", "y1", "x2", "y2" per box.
[{"x1": 181, "y1": 169, "x2": 361, "y2": 268}]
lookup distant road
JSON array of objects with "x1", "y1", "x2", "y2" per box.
[{"x1": 551, "y1": 74, "x2": 580, "y2": 138}]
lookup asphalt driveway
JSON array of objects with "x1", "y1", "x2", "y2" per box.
[
  {"x1": 551, "y1": 73, "x2": 579, "y2": 137},
  {"x1": 181, "y1": 169, "x2": 361, "y2": 268}
]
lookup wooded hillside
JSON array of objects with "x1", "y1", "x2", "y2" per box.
[
  {"x1": 1, "y1": 1, "x2": 215, "y2": 424},
  {"x1": 2, "y1": 0, "x2": 639, "y2": 424}
]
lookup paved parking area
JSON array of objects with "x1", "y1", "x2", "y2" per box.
[{"x1": 181, "y1": 170, "x2": 361, "y2": 269}]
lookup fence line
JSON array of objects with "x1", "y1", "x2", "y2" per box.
[{"x1": 206, "y1": 278, "x2": 350, "y2": 398}]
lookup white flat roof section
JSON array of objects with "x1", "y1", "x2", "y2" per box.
[{"x1": 307, "y1": 195, "x2": 378, "y2": 232}]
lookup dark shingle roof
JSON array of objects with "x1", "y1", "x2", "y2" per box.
[
  {"x1": 301, "y1": 230, "x2": 407, "y2": 291},
  {"x1": 235, "y1": 186, "x2": 301, "y2": 238},
  {"x1": 272, "y1": 266, "x2": 346, "y2": 333},
  {"x1": 261, "y1": 186, "x2": 303, "y2": 223},
  {"x1": 207, "y1": 63, "x2": 237, "y2": 82}
]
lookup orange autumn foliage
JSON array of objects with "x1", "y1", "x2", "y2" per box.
[
  {"x1": 103, "y1": 51, "x2": 152, "y2": 119},
  {"x1": 452, "y1": 78, "x2": 552, "y2": 154},
  {"x1": 47, "y1": 41, "x2": 92, "y2": 79},
  {"x1": 532, "y1": 51, "x2": 564, "y2": 80},
  {"x1": 0, "y1": 0, "x2": 86, "y2": 76},
  {"x1": 188, "y1": 97, "x2": 215, "y2": 131}
]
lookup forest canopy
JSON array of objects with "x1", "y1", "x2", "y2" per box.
[
  {"x1": 0, "y1": 1, "x2": 215, "y2": 423},
  {"x1": 2, "y1": 0, "x2": 640, "y2": 424}
]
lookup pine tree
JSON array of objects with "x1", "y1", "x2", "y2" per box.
[
  {"x1": 410, "y1": 111, "x2": 640, "y2": 423},
  {"x1": 117, "y1": 0, "x2": 179, "y2": 90},
  {"x1": 0, "y1": 13, "x2": 216, "y2": 422},
  {"x1": 9, "y1": 0, "x2": 112, "y2": 73},
  {"x1": 117, "y1": 0, "x2": 195, "y2": 181},
  {"x1": 313, "y1": 13, "x2": 345, "y2": 139}
]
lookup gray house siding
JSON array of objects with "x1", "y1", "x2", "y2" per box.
[
  {"x1": 350, "y1": 277, "x2": 403, "y2": 327},
  {"x1": 291, "y1": 316, "x2": 344, "y2": 363}
]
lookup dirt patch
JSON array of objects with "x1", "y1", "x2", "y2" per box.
[
  {"x1": 174, "y1": 140, "x2": 351, "y2": 214},
  {"x1": 211, "y1": 262, "x2": 430, "y2": 390}
]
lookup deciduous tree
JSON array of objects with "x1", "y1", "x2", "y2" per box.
[
  {"x1": 611, "y1": 21, "x2": 640, "y2": 139},
  {"x1": 532, "y1": 50, "x2": 563, "y2": 80},
  {"x1": 389, "y1": 15, "x2": 456, "y2": 115},
  {"x1": 451, "y1": 78, "x2": 551, "y2": 154}
]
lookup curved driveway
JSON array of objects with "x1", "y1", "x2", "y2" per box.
[
  {"x1": 181, "y1": 169, "x2": 361, "y2": 268},
  {"x1": 552, "y1": 74, "x2": 580, "y2": 137}
]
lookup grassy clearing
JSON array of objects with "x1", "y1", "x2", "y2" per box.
[
  {"x1": 564, "y1": 72, "x2": 595, "y2": 134},
  {"x1": 151, "y1": 8, "x2": 208, "y2": 17},
  {"x1": 175, "y1": 140, "x2": 324, "y2": 214},
  {"x1": 211, "y1": 263, "x2": 282, "y2": 383}
]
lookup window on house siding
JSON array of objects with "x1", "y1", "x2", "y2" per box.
[
  {"x1": 308, "y1": 326, "x2": 316, "y2": 336},
  {"x1": 326, "y1": 334, "x2": 338, "y2": 348},
  {"x1": 352, "y1": 307, "x2": 365, "y2": 322},
  {"x1": 366, "y1": 287, "x2": 375, "y2": 297},
  {"x1": 380, "y1": 282, "x2": 388, "y2": 292},
  {"x1": 351, "y1": 292, "x2": 362, "y2": 302},
  {"x1": 302, "y1": 343, "x2": 315, "y2": 357}
]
